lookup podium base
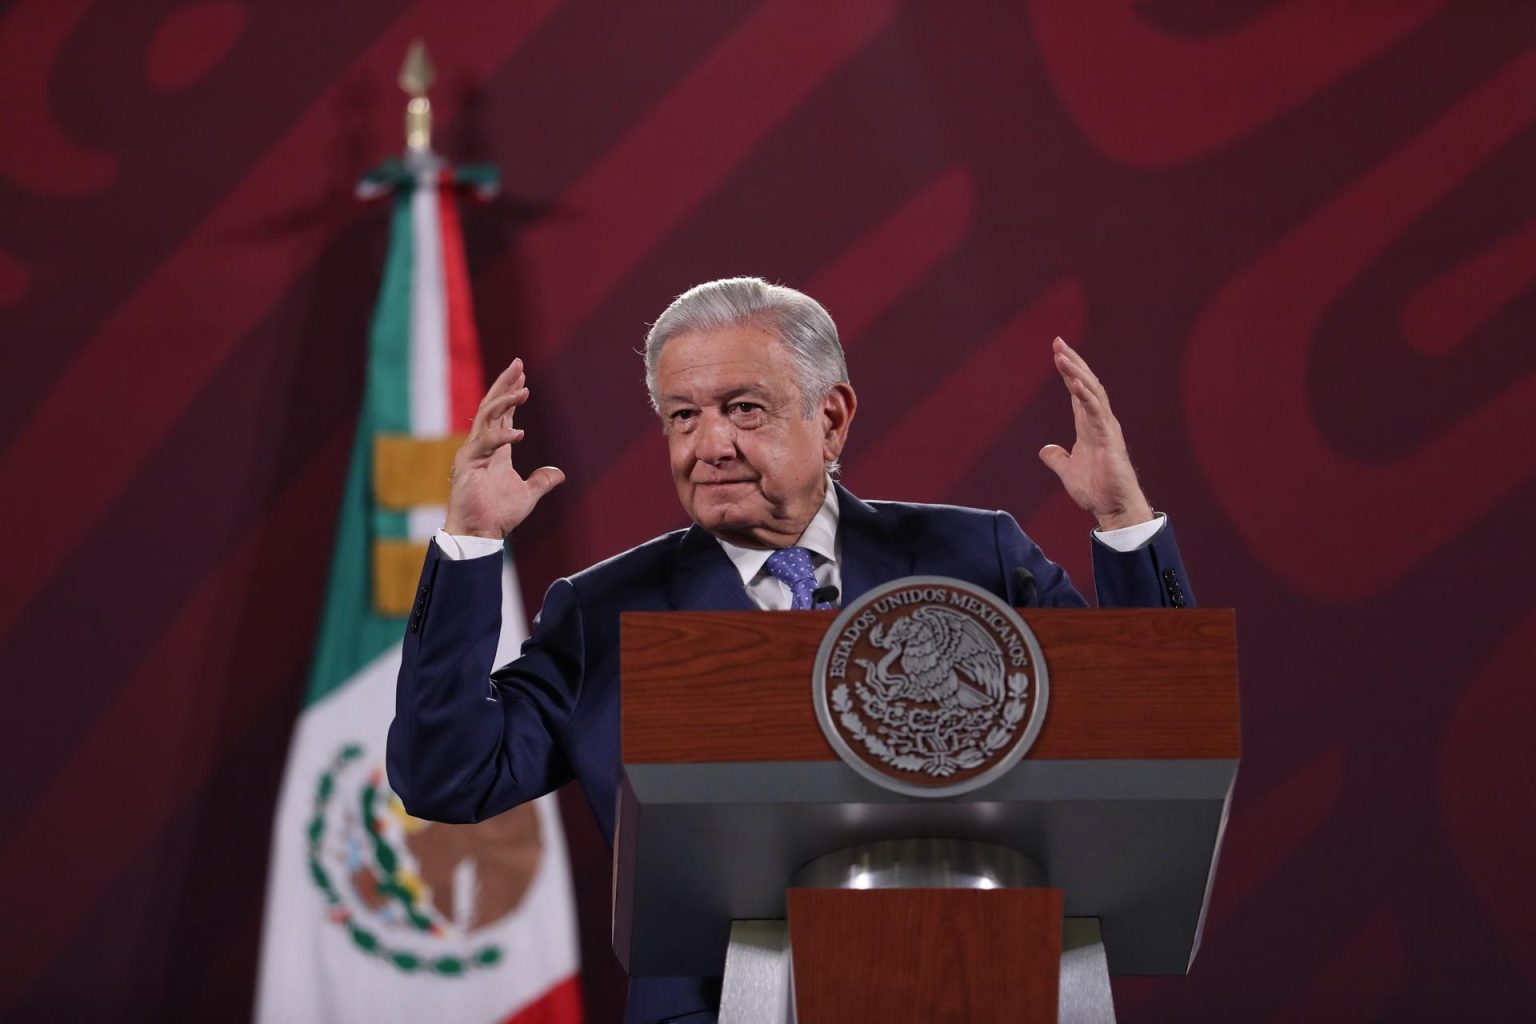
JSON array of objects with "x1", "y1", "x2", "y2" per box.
[{"x1": 718, "y1": 915, "x2": 1115, "y2": 1024}]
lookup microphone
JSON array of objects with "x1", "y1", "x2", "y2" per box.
[
  {"x1": 1012, "y1": 567, "x2": 1037, "y2": 608},
  {"x1": 811, "y1": 584, "x2": 841, "y2": 607}
]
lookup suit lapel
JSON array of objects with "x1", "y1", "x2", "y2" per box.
[
  {"x1": 667, "y1": 525, "x2": 755, "y2": 611},
  {"x1": 836, "y1": 484, "x2": 912, "y2": 604}
]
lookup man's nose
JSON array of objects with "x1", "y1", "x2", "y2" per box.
[{"x1": 696, "y1": 413, "x2": 737, "y2": 463}]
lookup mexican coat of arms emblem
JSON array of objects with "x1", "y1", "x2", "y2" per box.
[{"x1": 812, "y1": 576, "x2": 1049, "y2": 797}]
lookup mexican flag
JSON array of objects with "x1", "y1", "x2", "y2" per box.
[{"x1": 255, "y1": 157, "x2": 583, "y2": 1024}]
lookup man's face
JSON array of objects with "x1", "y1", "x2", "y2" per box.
[{"x1": 655, "y1": 324, "x2": 854, "y2": 548}]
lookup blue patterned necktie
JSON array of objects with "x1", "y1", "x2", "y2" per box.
[{"x1": 764, "y1": 546, "x2": 832, "y2": 610}]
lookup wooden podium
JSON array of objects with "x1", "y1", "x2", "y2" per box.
[{"x1": 614, "y1": 608, "x2": 1239, "y2": 1022}]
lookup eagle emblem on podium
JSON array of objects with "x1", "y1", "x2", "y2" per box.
[{"x1": 813, "y1": 577, "x2": 1049, "y2": 797}]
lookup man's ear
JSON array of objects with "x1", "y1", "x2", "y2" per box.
[{"x1": 820, "y1": 382, "x2": 857, "y2": 462}]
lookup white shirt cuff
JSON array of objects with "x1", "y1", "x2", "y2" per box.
[
  {"x1": 434, "y1": 529, "x2": 504, "y2": 561},
  {"x1": 1092, "y1": 512, "x2": 1166, "y2": 552}
]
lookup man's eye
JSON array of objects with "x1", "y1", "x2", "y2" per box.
[{"x1": 728, "y1": 402, "x2": 762, "y2": 415}]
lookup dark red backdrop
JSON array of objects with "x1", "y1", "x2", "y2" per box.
[{"x1": 2, "y1": 1, "x2": 1533, "y2": 1020}]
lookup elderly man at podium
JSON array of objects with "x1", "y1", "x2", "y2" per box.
[{"x1": 388, "y1": 276, "x2": 1193, "y2": 1023}]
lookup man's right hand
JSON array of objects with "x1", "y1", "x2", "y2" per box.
[{"x1": 444, "y1": 358, "x2": 566, "y2": 539}]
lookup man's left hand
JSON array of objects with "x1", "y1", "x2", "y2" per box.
[{"x1": 1038, "y1": 337, "x2": 1155, "y2": 532}]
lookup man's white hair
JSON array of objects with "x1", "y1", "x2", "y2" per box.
[{"x1": 643, "y1": 276, "x2": 850, "y2": 417}]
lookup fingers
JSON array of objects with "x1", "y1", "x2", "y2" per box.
[
  {"x1": 467, "y1": 358, "x2": 535, "y2": 457},
  {"x1": 1068, "y1": 375, "x2": 1107, "y2": 418},
  {"x1": 467, "y1": 395, "x2": 528, "y2": 459},
  {"x1": 1054, "y1": 337, "x2": 1119, "y2": 437},
  {"x1": 474, "y1": 425, "x2": 524, "y2": 452},
  {"x1": 1053, "y1": 337, "x2": 1106, "y2": 397},
  {"x1": 486, "y1": 357, "x2": 525, "y2": 397},
  {"x1": 481, "y1": 387, "x2": 530, "y2": 426},
  {"x1": 473, "y1": 358, "x2": 527, "y2": 429}
]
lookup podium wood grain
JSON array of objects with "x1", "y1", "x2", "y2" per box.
[
  {"x1": 621, "y1": 608, "x2": 1239, "y2": 763},
  {"x1": 787, "y1": 888, "x2": 1063, "y2": 1024}
]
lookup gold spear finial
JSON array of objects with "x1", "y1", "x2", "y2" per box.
[{"x1": 399, "y1": 40, "x2": 435, "y2": 153}]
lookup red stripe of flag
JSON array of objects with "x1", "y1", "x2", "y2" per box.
[
  {"x1": 501, "y1": 974, "x2": 584, "y2": 1024},
  {"x1": 438, "y1": 168, "x2": 488, "y2": 425}
]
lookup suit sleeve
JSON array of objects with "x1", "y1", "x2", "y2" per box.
[
  {"x1": 1090, "y1": 517, "x2": 1195, "y2": 608},
  {"x1": 387, "y1": 542, "x2": 579, "y2": 823}
]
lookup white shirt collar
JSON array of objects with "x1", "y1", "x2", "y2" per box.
[{"x1": 715, "y1": 477, "x2": 840, "y2": 587}]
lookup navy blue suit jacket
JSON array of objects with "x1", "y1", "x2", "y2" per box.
[{"x1": 388, "y1": 486, "x2": 1192, "y2": 1023}]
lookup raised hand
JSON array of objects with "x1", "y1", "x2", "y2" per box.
[
  {"x1": 1037, "y1": 337, "x2": 1154, "y2": 531},
  {"x1": 445, "y1": 358, "x2": 565, "y2": 539}
]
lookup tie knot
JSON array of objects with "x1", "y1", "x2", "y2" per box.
[
  {"x1": 764, "y1": 546, "x2": 821, "y2": 610},
  {"x1": 765, "y1": 546, "x2": 817, "y2": 586}
]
